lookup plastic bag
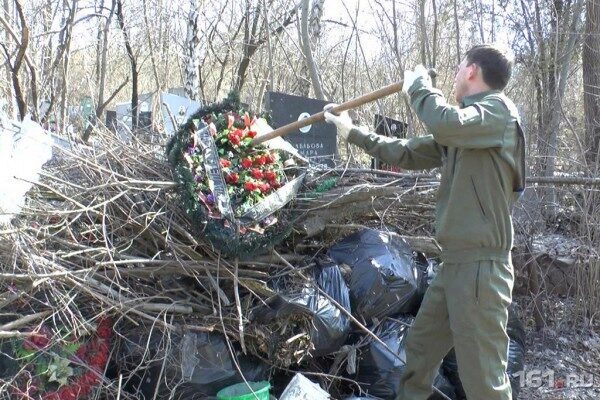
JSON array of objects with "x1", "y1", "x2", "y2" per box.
[
  {"x1": 279, "y1": 373, "x2": 329, "y2": 400},
  {"x1": 441, "y1": 305, "x2": 525, "y2": 400},
  {"x1": 328, "y1": 229, "x2": 424, "y2": 321},
  {"x1": 354, "y1": 317, "x2": 455, "y2": 400},
  {"x1": 117, "y1": 329, "x2": 267, "y2": 399},
  {"x1": 0, "y1": 116, "x2": 53, "y2": 224},
  {"x1": 252, "y1": 259, "x2": 351, "y2": 359}
]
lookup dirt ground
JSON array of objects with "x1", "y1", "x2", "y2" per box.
[{"x1": 513, "y1": 295, "x2": 600, "y2": 400}]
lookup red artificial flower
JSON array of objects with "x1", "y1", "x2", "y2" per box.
[
  {"x1": 259, "y1": 182, "x2": 271, "y2": 193},
  {"x1": 264, "y1": 171, "x2": 277, "y2": 181},
  {"x1": 225, "y1": 173, "x2": 239, "y2": 184},
  {"x1": 251, "y1": 168, "x2": 263, "y2": 179},
  {"x1": 247, "y1": 130, "x2": 257, "y2": 139},
  {"x1": 244, "y1": 182, "x2": 258, "y2": 191},
  {"x1": 227, "y1": 132, "x2": 241, "y2": 146},
  {"x1": 241, "y1": 158, "x2": 253, "y2": 169},
  {"x1": 265, "y1": 154, "x2": 276, "y2": 164},
  {"x1": 271, "y1": 180, "x2": 281, "y2": 189},
  {"x1": 220, "y1": 158, "x2": 232, "y2": 168},
  {"x1": 255, "y1": 155, "x2": 267, "y2": 166}
]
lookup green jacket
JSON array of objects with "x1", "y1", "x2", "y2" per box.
[{"x1": 347, "y1": 77, "x2": 526, "y2": 263}]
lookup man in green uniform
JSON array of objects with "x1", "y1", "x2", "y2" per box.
[{"x1": 324, "y1": 44, "x2": 525, "y2": 400}]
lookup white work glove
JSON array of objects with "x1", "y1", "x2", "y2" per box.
[
  {"x1": 323, "y1": 104, "x2": 353, "y2": 141},
  {"x1": 402, "y1": 64, "x2": 431, "y2": 93}
]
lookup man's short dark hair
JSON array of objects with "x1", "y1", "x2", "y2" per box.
[{"x1": 465, "y1": 44, "x2": 513, "y2": 90}]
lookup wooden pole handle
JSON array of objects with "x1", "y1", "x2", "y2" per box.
[{"x1": 252, "y1": 68, "x2": 437, "y2": 145}]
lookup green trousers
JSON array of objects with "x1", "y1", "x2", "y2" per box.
[{"x1": 397, "y1": 260, "x2": 515, "y2": 400}]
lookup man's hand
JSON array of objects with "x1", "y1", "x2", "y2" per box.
[
  {"x1": 402, "y1": 64, "x2": 432, "y2": 93},
  {"x1": 323, "y1": 104, "x2": 353, "y2": 141}
]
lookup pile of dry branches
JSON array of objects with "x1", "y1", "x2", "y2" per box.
[{"x1": 0, "y1": 128, "x2": 440, "y2": 398}]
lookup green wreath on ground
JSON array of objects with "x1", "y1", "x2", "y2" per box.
[{"x1": 166, "y1": 92, "x2": 306, "y2": 258}]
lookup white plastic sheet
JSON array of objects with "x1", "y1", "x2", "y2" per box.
[
  {"x1": 0, "y1": 116, "x2": 53, "y2": 224},
  {"x1": 279, "y1": 373, "x2": 329, "y2": 400}
]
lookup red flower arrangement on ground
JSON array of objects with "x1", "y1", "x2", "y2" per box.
[{"x1": 13, "y1": 317, "x2": 113, "y2": 400}]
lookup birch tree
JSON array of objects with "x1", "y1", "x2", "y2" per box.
[{"x1": 184, "y1": 0, "x2": 202, "y2": 100}]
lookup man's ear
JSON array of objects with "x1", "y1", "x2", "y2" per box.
[{"x1": 467, "y1": 63, "x2": 478, "y2": 80}]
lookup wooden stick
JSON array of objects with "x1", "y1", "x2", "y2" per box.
[
  {"x1": 252, "y1": 69, "x2": 437, "y2": 145},
  {"x1": 0, "y1": 311, "x2": 51, "y2": 331}
]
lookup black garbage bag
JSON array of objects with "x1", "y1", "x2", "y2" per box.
[
  {"x1": 117, "y1": 329, "x2": 268, "y2": 399},
  {"x1": 441, "y1": 305, "x2": 525, "y2": 400},
  {"x1": 328, "y1": 229, "x2": 425, "y2": 321},
  {"x1": 251, "y1": 259, "x2": 351, "y2": 360},
  {"x1": 354, "y1": 317, "x2": 456, "y2": 400}
]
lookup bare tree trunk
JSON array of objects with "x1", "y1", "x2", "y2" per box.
[
  {"x1": 3, "y1": 0, "x2": 14, "y2": 118},
  {"x1": 584, "y1": 0, "x2": 600, "y2": 168},
  {"x1": 418, "y1": 0, "x2": 430, "y2": 66},
  {"x1": 184, "y1": 0, "x2": 201, "y2": 100},
  {"x1": 42, "y1": 0, "x2": 76, "y2": 125},
  {"x1": 97, "y1": 0, "x2": 116, "y2": 115},
  {"x1": 234, "y1": 2, "x2": 296, "y2": 92},
  {"x1": 82, "y1": 78, "x2": 128, "y2": 142},
  {"x1": 261, "y1": 0, "x2": 273, "y2": 93},
  {"x1": 143, "y1": 0, "x2": 162, "y2": 93},
  {"x1": 94, "y1": 0, "x2": 104, "y2": 89},
  {"x1": 475, "y1": 0, "x2": 485, "y2": 42},
  {"x1": 116, "y1": 0, "x2": 138, "y2": 130},
  {"x1": 536, "y1": 0, "x2": 583, "y2": 216},
  {"x1": 234, "y1": 0, "x2": 261, "y2": 92},
  {"x1": 453, "y1": 0, "x2": 460, "y2": 65},
  {"x1": 300, "y1": 0, "x2": 325, "y2": 99},
  {"x1": 519, "y1": 0, "x2": 544, "y2": 145},
  {"x1": 0, "y1": 0, "x2": 39, "y2": 121},
  {"x1": 58, "y1": 0, "x2": 77, "y2": 134},
  {"x1": 490, "y1": 0, "x2": 496, "y2": 41},
  {"x1": 431, "y1": 0, "x2": 438, "y2": 86},
  {"x1": 7, "y1": 0, "x2": 28, "y2": 120},
  {"x1": 583, "y1": 0, "x2": 600, "y2": 243},
  {"x1": 82, "y1": 0, "x2": 121, "y2": 143}
]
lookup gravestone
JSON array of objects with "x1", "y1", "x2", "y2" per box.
[
  {"x1": 114, "y1": 93, "x2": 153, "y2": 130},
  {"x1": 81, "y1": 97, "x2": 94, "y2": 129},
  {"x1": 371, "y1": 115, "x2": 407, "y2": 172},
  {"x1": 267, "y1": 92, "x2": 337, "y2": 166},
  {"x1": 374, "y1": 114, "x2": 407, "y2": 138},
  {"x1": 139, "y1": 111, "x2": 153, "y2": 129},
  {"x1": 105, "y1": 110, "x2": 117, "y2": 132},
  {"x1": 160, "y1": 92, "x2": 202, "y2": 136}
]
